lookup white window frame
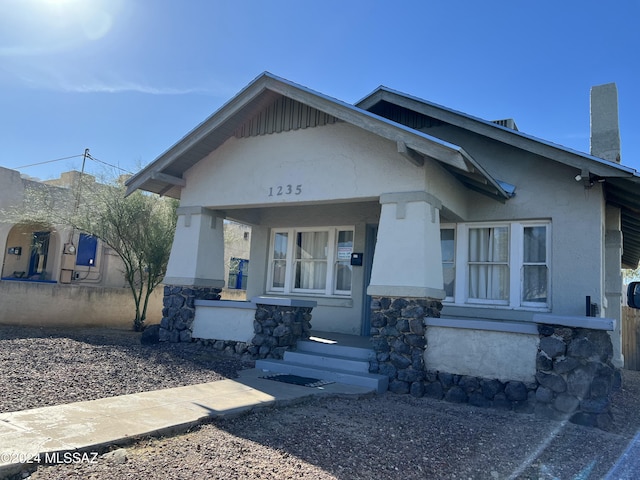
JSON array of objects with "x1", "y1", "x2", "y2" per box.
[
  {"x1": 267, "y1": 226, "x2": 354, "y2": 297},
  {"x1": 520, "y1": 223, "x2": 551, "y2": 308},
  {"x1": 442, "y1": 221, "x2": 551, "y2": 310},
  {"x1": 440, "y1": 226, "x2": 456, "y2": 302}
]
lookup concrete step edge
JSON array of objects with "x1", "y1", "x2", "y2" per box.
[
  {"x1": 296, "y1": 340, "x2": 376, "y2": 360},
  {"x1": 283, "y1": 351, "x2": 371, "y2": 373},
  {"x1": 255, "y1": 359, "x2": 388, "y2": 394}
]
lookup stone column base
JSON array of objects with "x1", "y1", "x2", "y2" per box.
[
  {"x1": 368, "y1": 296, "x2": 442, "y2": 395},
  {"x1": 250, "y1": 303, "x2": 313, "y2": 359},
  {"x1": 160, "y1": 285, "x2": 222, "y2": 342}
]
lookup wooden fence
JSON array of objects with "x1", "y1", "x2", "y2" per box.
[{"x1": 623, "y1": 306, "x2": 640, "y2": 370}]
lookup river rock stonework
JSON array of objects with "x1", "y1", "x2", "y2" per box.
[
  {"x1": 250, "y1": 303, "x2": 313, "y2": 359},
  {"x1": 370, "y1": 299, "x2": 620, "y2": 429},
  {"x1": 535, "y1": 324, "x2": 620, "y2": 429},
  {"x1": 160, "y1": 285, "x2": 221, "y2": 343},
  {"x1": 368, "y1": 297, "x2": 442, "y2": 395},
  {"x1": 197, "y1": 338, "x2": 254, "y2": 363}
]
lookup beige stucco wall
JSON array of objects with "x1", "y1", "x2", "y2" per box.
[
  {"x1": 425, "y1": 326, "x2": 539, "y2": 383},
  {"x1": 0, "y1": 281, "x2": 163, "y2": 329},
  {"x1": 434, "y1": 126, "x2": 607, "y2": 319},
  {"x1": 181, "y1": 122, "x2": 466, "y2": 216},
  {"x1": 192, "y1": 301, "x2": 255, "y2": 342}
]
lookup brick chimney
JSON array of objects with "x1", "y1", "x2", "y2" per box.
[{"x1": 590, "y1": 83, "x2": 621, "y2": 163}]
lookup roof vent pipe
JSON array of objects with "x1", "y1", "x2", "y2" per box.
[{"x1": 590, "y1": 83, "x2": 621, "y2": 163}]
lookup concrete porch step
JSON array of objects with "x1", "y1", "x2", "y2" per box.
[
  {"x1": 297, "y1": 338, "x2": 376, "y2": 361},
  {"x1": 283, "y1": 350, "x2": 371, "y2": 373},
  {"x1": 255, "y1": 358, "x2": 388, "y2": 393}
]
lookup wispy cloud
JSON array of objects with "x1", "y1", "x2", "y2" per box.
[
  {"x1": 4, "y1": 63, "x2": 228, "y2": 96},
  {"x1": 56, "y1": 80, "x2": 212, "y2": 96}
]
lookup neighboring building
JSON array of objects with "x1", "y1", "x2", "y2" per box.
[
  {"x1": 223, "y1": 220, "x2": 251, "y2": 297},
  {"x1": 125, "y1": 74, "x2": 640, "y2": 421},
  {"x1": 0, "y1": 168, "x2": 125, "y2": 287},
  {"x1": 0, "y1": 168, "x2": 162, "y2": 328}
]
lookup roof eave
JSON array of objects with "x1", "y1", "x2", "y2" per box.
[
  {"x1": 357, "y1": 87, "x2": 639, "y2": 180},
  {"x1": 125, "y1": 72, "x2": 282, "y2": 197},
  {"x1": 127, "y1": 73, "x2": 512, "y2": 202}
]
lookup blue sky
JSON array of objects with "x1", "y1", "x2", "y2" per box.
[{"x1": 1, "y1": 0, "x2": 639, "y2": 180}]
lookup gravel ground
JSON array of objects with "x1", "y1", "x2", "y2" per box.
[
  {"x1": 0, "y1": 326, "x2": 246, "y2": 413},
  {"x1": 3, "y1": 326, "x2": 640, "y2": 480}
]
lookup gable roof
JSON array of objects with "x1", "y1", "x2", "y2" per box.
[
  {"x1": 357, "y1": 86, "x2": 639, "y2": 179},
  {"x1": 125, "y1": 72, "x2": 512, "y2": 202},
  {"x1": 126, "y1": 73, "x2": 640, "y2": 268},
  {"x1": 358, "y1": 86, "x2": 640, "y2": 269}
]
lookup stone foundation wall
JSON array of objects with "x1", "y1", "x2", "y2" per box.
[
  {"x1": 195, "y1": 303, "x2": 312, "y2": 360},
  {"x1": 534, "y1": 324, "x2": 620, "y2": 428},
  {"x1": 160, "y1": 285, "x2": 222, "y2": 342},
  {"x1": 197, "y1": 338, "x2": 254, "y2": 363},
  {"x1": 162, "y1": 289, "x2": 313, "y2": 360},
  {"x1": 251, "y1": 303, "x2": 312, "y2": 359},
  {"x1": 368, "y1": 296, "x2": 620, "y2": 429},
  {"x1": 368, "y1": 297, "x2": 442, "y2": 396}
]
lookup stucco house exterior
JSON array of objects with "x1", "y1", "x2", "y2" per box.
[
  {"x1": 0, "y1": 168, "x2": 162, "y2": 327},
  {"x1": 126, "y1": 73, "x2": 640, "y2": 425}
]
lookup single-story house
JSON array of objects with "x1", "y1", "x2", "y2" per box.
[{"x1": 126, "y1": 73, "x2": 640, "y2": 426}]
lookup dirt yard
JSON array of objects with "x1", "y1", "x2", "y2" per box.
[{"x1": 2, "y1": 326, "x2": 640, "y2": 479}]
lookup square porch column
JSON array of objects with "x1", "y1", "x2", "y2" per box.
[
  {"x1": 163, "y1": 206, "x2": 226, "y2": 288},
  {"x1": 367, "y1": 191, "x2": 445, "y2": 395},
  {"x1": 160, "y1": 206, "x2": 226, "y2": 342},
  {"x1": 367, "y1": 191, "x2": 445, "y2": 300}
]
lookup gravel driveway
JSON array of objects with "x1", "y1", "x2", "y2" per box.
[{"x1": 2, "y1": 326, "x2": 640, "y2": 479}]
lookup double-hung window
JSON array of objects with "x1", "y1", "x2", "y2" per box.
[
  {"x1": 521, "y1": 225, "x2": 549, "y2": 306},
  {"x1": 268, "y1": 227, "x2": 354, "y2": 296},
  {"x1": 441, "y1": 221, "x2": 550, "y2": 309}
]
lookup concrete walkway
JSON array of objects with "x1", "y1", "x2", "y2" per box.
[{"x1": 0, "y1": 368, "x2": 373, "y2": 478}]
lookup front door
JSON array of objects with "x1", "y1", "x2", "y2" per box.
[{"x1": 360, "y1": 224, "x2": 378, "y2": 336}]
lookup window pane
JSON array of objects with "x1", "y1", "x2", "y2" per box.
[
  {"x1": 440, "y1": 229, "x2": 455, "y2": 262},
  {"x1": 296, "y1": 232, "x2": 328, "y2": 260},
  {"x1": 469, "y1": 265, "x2": 509, "y2": 300},
  {"x1": 524, "y1": 226, "x2": 546, "y2": 263},
  {"x1": 337, "y1": 230, "x2": 353, "y2": 261},
  {"x1": 468, "y1": 226, "x2": 508, "y2": 301},
  {"x1": 295, "y1": 261, "x2": 327, "y2": 289},
  {"x1": 273, "y1": 232, "x2": 288, "y2": 259},
  {"x1": 272, "y1": 260, "x2": 286, "y2": 288},
  {"x1": 441, "y1": 229, "x2": 455, "y2": 298},
  {"x1": 469, "y1": 227, "x2": 508, "y2": 262},
  {"x1": 523, "y1": 265, "x2": 548, "y2": 303},
  {"x1": 443, "y1": 265, "x2": 455, "y2": 298},
  {"x1": 335, "y1": 261, "x2": 352, "y2": 291}
]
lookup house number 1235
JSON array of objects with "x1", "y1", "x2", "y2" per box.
[{"x1": 268, "y1": 184, "x2": 302, "y2": 197}]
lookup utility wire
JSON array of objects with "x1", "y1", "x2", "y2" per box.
[
  {"x1": 86, "y1": 154, "x2": 134, "y2": 174},
  {"x1": 15, "y1": 152, "x2": 135, "y2": 175},
  {"x1": 15, "y1": 154, "x2": 85, "y2": 169}
]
